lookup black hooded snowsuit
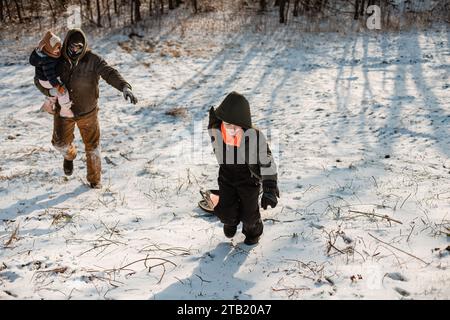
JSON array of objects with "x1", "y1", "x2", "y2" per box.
[
  {"x1": 208, "y1": 92, "x2": 278, "y2": 239},
  {"x1": 29, "y1": 49, "x2": 63, "y2": 88}
]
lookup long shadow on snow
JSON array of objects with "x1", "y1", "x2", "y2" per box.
[
  {"x1": 0, "y1": 184, "x2": 90, "y2": 220},
  {"x1": 406, "y1": 29, "x2": 450, "y2": 158},
  {"x1": 154, "y1": 242, "x2": 253, "y2": 299}
]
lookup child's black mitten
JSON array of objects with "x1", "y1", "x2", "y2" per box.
[{"x1": 261, "y1": 180, "x2": 279, "y2": 210}]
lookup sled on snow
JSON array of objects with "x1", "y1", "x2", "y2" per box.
[{"x1": 198, "y1": 189, "x2": 219, "y2": 213}]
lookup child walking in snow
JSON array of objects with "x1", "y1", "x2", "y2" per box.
[
  {"x1": 29, "y1": 31, "x2": 73, "y2": 118},
  {"x1": 206, "y1": 92, "x2": 279, "y2": 245}
]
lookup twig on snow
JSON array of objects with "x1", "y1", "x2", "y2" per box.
[
  {"x1": 4, "y1": 224, "x2": 20, "y2": 247},
  {"x1": 348, "y1": 209, "x2": 403, "y2": 225},
  {"x1": 368, "y1": 233, "x2": 430, "y2": 265},
  {"x1": 400, "y1": 193, "x2": 411, "y2": 209}
]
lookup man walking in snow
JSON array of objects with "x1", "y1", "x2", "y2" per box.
[{"x1": 34, "y1": 28, "x2": 137, "y2": 189}]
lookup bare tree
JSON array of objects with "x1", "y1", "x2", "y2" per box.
[
  {"x1": 354, "y1": 0, "x2": 360, "y2": 19},
  {"x1": 0, "y1": 0, "x2": 4, "y2": 22},
  {"x1": 304, "y1": 0, "x2": 324, "y2": 17},
  {"x1": 96, "y1": 0, "x2": 101, "y2": 26},
  {"x1": 130, "y1": 0, "x2": 133, "y2": 23},
  {"x1": 32, "y1": 0, "x2": 42, "y2": 29},
  {"x1": 260, "y1": 0, "x2": 266, "y2": 12},
  {"x1": 13, "y1": 0, "x2": 22, "y2": 23},
  {"x1": 135, "y1": 0, "x2": 141, "y2": 21},
  {"x1": 5, "y1": 0, "x2": 12, "y2": 21},
  {"x1": 360, "y1": 0, "x2": 366, "y2": 17},
  {"x1": 0, "y1": 0, "x2": 442, "y2": 30},
  {"x1": 293, "y1": 0, "x2": 299, "y2": 16},
  {"x1": 277, "y1": 0, "x2": 288, "y2": 23},
  {"x1": 86, "y1": 0, "x2": 94, "y2": 21},
  {"x1": 46, "y1": 0, "x2": 57, "y2": 24},
  {"x1": 105, "y1": 0, "x2": 111, "y2": 26}
]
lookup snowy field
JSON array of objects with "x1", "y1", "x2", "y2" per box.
[{"x1": 0, "y1": 21, "x2": 449, "y2": 299}]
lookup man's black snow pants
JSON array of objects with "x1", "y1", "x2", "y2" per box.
[{"x1": 214, "y1": 164, "x2": 263, "y2": 238}]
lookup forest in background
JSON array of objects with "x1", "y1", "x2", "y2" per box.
[{"x1": 0, "y1": 0, "x2": 449, "y2": 37}]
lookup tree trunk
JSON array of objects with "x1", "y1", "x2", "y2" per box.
[
  {"x1": 160, "y1": 0, "x2": 163, "y2": 14},
  {"x1": 169, "y1": 0, "x2": 174, "y2": 10},
  {"x1": 354, "y1": 0, "x2": 360, "y2": 19},
  {"x1": 148, "y1": 0, "x2": 152, "y2": 15},
  {"x1": 96, "y1": 0, "x2": 101, "y2": 26},
  {"x1": 37, "y1": 0, "x2": 42, "y2": 29},
  {"x1": 12, "y1": 0, "x2": 22, "y2": 23},
  {"x1": 293, "y1": 0, "x2": 299, "y2": 16},
  {"x1": 30, "y1": 0, "x2": 39, "y2": 28},
  {"x1": 360, "y1": 0, "x2": 365, "y2": 17},
  {"x1": 86, "y1": 0, "x2": 93, "y2": 21},
  {"x1": 134, "y1": 0, "x2": 141, "y2": 21},
  {"x1": 260, "y1": 0, "x2": 266, "y2": 12},
  {"x1": 130, "y1": 0, "x2": 133, "y2": 23},
  {"x1": 319, "y1": 0, "x2": 324, "y2": 13},
  {"x1": 0, "y1": 0, "x2": 4, "y2": 22},
  {"x1": 279, "y1": 0, "x2": 287, "y2": 23},
  {"x1": 116, "y1": 0, "x2": 121, "y2": 17},
  {"x1": 192, "y1": 0, "x2": 197, "y2": 13},
  {"x1": 105, "y1": 0, "x2": 111, "y2": 26},
  {"x1": 46, "y1": 0, "x2": 56, "y2": 25},
  {"x1": 113, "y1": 0, "x2": 117, "y2": 14},
  {"x1": 5, "y1": 0, "x2": 12, "y2": 21},
  {"x1": 78, "y1": 0, "x2": 83, "y2": 25},
  {"x1": 19, "y1": 0, "x2": 25, "y2": 19}
]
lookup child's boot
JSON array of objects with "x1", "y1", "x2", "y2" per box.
[
  {"x1": 243, "y1": 219, "x2": 264, "y2": 245},
  {"x1": 58, "y1": 89, "x2": 74, "y2": 118},
  {"x1": 40, "y1": 96, "x2": 57, "y2": 114},
  {"x1": 59, "y1": 101, "x2": 74, "y2": 118},
  {"x1": 223, "y1": 224, "x2": 237, "y2": 238}
]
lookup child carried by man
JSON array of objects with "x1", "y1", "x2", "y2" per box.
[{"x1": 29, "y1": 31, "x2": 73, "y2": 118}]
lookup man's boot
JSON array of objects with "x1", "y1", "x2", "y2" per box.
[{"x1": 63, "y1": 159, "x2": 73, "y2": 176}]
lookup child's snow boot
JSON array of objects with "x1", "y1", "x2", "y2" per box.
[
  {"x1": 223, "y1": 224, "x2": 237, "y2": 238},
  {"x1": 59, "y1": 102, "x2": 74, "y2": 118},
  {"x1": 243, "y1": 219, "x2": 263, "y2": 245},
  {"x1": 40, "y1": 96, "x2": 57, "y2": 114}
]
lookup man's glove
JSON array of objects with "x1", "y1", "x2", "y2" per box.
[
  {"x1": 261, "y1": 180, "x2": 280, "y2": 210},
  {"x1": 123, "y1": 86, "x2": 138, "y2": 104}
]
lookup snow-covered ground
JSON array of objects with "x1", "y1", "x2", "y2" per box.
[{"x1": 0, "y1": 20, "x2": 449, "y2": 299}]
